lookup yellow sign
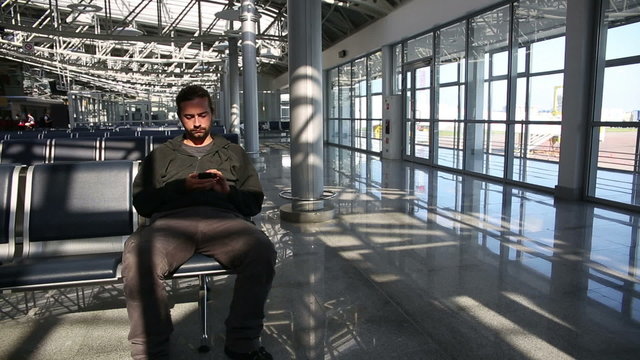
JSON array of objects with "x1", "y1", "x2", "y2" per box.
[{"x1": 552, "y1": 86, "x2": 563, "y2": 116}]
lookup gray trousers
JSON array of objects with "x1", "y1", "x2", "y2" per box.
[{"x1": 121, "y1": 206, "x2": 276, "y2": 360}]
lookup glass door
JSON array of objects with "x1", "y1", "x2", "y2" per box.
[{"x1": 404, "y1": 60, "x2": 433, "y2": 162}]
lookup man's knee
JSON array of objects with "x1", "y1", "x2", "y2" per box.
[
  {"x1": 122, "y1": 236, "x2": 171, "y2": 284},
  {"x1": 250, "y1": 230, "x2": 276, "y2": 263}
]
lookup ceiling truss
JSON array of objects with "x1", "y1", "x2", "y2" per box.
[{"x1": 0, "y1": 0, "x2": 405, "y2": 98}]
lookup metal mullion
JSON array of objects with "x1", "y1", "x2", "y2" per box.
[
  {"x1": 604, "y1": 54, "x2": 640, "y2": 67},
  {"x1": 431, "y1": 30, "x2": 439, "y2": 164},
  {"x1": 527, "y1": 68, "x2": 565, "y2": 77},
  {"x1": 157, "y1": 0, "x2": 163, "y2": 35},
  {"x1": 458, "y1": 18, "x2": 469, "y2": 171},
  {"x1": 104, "y1": 0, "x2": 111, "y2": 32},
  {"x1": 506, "y1": 1, "x2": 519, "y2": 181},
  {"x1": 586, "y1": 0, "x2": 609, "y2": 198},
  {"x1": 365, "y1": 55, "x2": 371, "y2": 151}
]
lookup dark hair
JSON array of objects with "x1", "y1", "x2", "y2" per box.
[{"x1": 175, "y1": 85, "x2": 214, "y2": 116}]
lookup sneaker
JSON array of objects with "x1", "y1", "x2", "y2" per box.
[{"x1": 224, "y1": 346, "x2": 273, "y2": 360}]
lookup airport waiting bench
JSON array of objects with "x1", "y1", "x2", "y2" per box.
[
  {"x1": 0, "y1": 133, "x2": 241, "y2": 165},
  {"x1": 0, "y1": 161, "x2": 231, "y2": 352}
]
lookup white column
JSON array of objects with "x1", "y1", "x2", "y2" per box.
[
  {"x1": 240, "y1": 0, "x2": 259, "y2": 154},
  {"x1": 288, "y1": 0, "x2": 324, "y2": 211},
  {"x1": 228, "y1": 37, "x2": 241, "y2": 135},
  {"x1": 556, "y1": 0, "x2": 598, "y2": 200}
]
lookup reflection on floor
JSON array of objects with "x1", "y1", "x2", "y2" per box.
[{"x1": 1, "y1": 143, "x2": 639, "y2": 359}]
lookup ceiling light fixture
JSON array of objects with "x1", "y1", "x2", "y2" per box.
[
  {"x1": 113, "y1": 26, "x2": 144, "y2": 36},
  {"x1": 67, "y1": 3, "x2": 102, "y2": 13},
  {"x1": 212, "y1": 42, "x2": 229, "y2": 51},
  {"x1": 66, "y1": 12, "x2": 94, "y2": 26}
]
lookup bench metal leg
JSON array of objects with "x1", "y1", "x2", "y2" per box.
[{"x1": 197, "y1": 274, "x2": 211, "y2": 353}]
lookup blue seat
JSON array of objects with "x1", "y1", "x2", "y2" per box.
[
  {"x1": 43, "y1": 130, "x2": 73, "y2": 139},
  {"x1": 6, "y1": 131, "x2": 42, "y2": 140},
  {"x1": 211, "y1": 125, "x2": 226, "y2": 135},
  {"x1": 0, "y1": 164, "x2": 20, "y2": 263},
  {"x1": 102, "y1": 136, "x2": 148, "y2": 161},
  {"x1": 151, "y1": 134, "x2": 175, "y2": 150},
  {"x1": 76, "y1": 131, "x2": 108, "y2": 138},
  {"x1": 221, "y1": 133, "x2": 240, "y2": 145},
  {"x1": 138, "y1": 130, "x2": 167, "y2": 137},
  {"x1": 50, "y1": 138, "x2": 100, "y2": 162},
  {"x1": 0, "y1": 160, "x2": 230, "y2": 351},
  {"x1": 0, "y1": 139, "x2": 50, "y2": 165},
  {"x1": 269, "y1": 121, "x2": 280, "y2": 131},
  {"x1": 111, "y1": 128, "x2": 137, "y2": 137},
  {"x1": 0, "y1": 161, "x2": 138, "y2": 289}
]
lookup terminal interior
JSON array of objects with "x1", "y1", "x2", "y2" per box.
[{"x1": 1, "y1": 1, "x2": 639, "y2": 359}]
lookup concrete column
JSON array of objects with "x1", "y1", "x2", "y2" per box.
[
  {"x1": 382, "y1": 45, "x2": 393, "y2": 96},
  {"x1": 229, "y1": 37, "x2": 241, "y2": 135},
  {"x1": 221, "y1": 59, "x2": 230, "y2": 131},
  {"x1": 381, "y1": 45, "x2": 402, "y2": 160},
  {"x1": 281, "y1": 222, "x2": 326, "y2": 360},
  {"x1": 464, "y1": 48, "x2": 486, "y2": 173},
  {"x1": 270, "y1": 90, "x2": 280, "y2": 125},
  {"x1": 555, "y1": 0, "x2": 598, "y2": 200},
  {"x1": 240, "y1": 0, "x2": 259, "y2": 154},
  {"x1": 280, "y1": 0, "x2": 334, "y2": 222}
]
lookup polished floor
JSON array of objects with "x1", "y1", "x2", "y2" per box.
[{"x1": 1, "y1": 141, "x2": 639, "y2": 359}]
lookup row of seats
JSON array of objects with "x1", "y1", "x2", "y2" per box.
[
  {"x1": 0, "y1": 161, "x2": 229, "y2": 351},
  {"x1": 0, "y1": 125, "x2": 226, "y2": 140},
  {"x1": 1, "y1": 129, "x2": 174, "y2": 140},
  {"x1": 0, "y1": 133, "x2": 240, "y2": 165}
]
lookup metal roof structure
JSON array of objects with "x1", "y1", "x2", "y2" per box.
[{"x1": 0, "y1": 0, "x2": 405, "y2": 98}]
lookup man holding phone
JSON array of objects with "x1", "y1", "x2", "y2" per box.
[{"x1": 122, "y1": 85, "x2": 276, "y2": 360}]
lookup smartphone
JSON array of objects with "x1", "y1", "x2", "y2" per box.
[{"x1": 197, "y1": 172, "x2": 217, "y2": 179}]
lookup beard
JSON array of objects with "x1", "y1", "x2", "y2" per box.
[{"x1": 185, "y1": 127, "x2": 210, "y2": 141}]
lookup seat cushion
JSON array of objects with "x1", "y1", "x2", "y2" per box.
[
  {"x1": 0, "y1": 253, "x2": 121, "y2": 289},
  {"x1": 172, "y1": 254, "x2": 228, "y2": 278}
]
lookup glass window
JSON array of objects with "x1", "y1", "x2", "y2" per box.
[
  {"x1": 593, "y1": 126, "x2": 639, "y2": 204},
  {"x1": 511, "y1": 123, "x2": 561, "y2": 188},
  {"x1": 468, "y1": 5, "x2": 510, "y2": 125},
  {"x1": 415, "y1": 89, "x2": 430, "y2": 120},
  {"x1": 352, "y1": 59, "x2": 366, "y2": 119},
  {"x1": 530, "y1": 37, "x2": 565, "y2": 73},
  {"x1": 591, "y1": 4, "x2": 640, "y2": 208},
  {"x1": 437, "y1": 22, "x2": 466, "y2": 122},
  {"x1": 416, "y1": 67, "x2": 430, "y2": 88},
  {"x1": 517, "y1": 47, "x2": 527, "y2": 73},
  {"x1": 528, "y1": 74, "x2": 564, "y2": 121},
  {"x1": 406, "y1": 33, "x2": 433, "y2": 63},
  {"x1": 394, "y1": 43, "x2": 403, "y2": 94},
  {"x1": 369, "y1": 51, "x2": 383, "y2": 126},
  {"x1": 371, "y1": 94, "x2": 382, "y2": 119},
  {"x1": 490, "y1": 80, "x2": 508, "y2": 121},
  {"x1": 492, "y1": 51, "x2": 509, "y2": 77},
  {"x1": 328, "y1": 68, "x2": 339, "y2": 118},
  {"x1": 605, "y1": 21, "x2": 640, "y2": 60},
  {"x1": 601, "y1": 64, "x2": 640, "y2": 122},
  {"x1": 438, "y1": 86, "x2": 460, "y2": 120},
  {"x1": 328, "y1": 119, "x2": 339, "y2": 143},
  {"x1": 339, "y1": 64, "x2": 351, "y2": 119},
  {"x1": 437, "y1": 121, "x2": 464, "y2": 169},
  {"x1": 439, "y1": 62, "x2": 459, "y2": 84}
]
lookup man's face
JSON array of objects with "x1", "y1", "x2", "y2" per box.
[{"x1": 178, "y1": 97, "x2": 213, "y2": 142}]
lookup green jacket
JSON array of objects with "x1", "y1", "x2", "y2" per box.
[{"x1": 132, "y1": 134, "x2": 264, "y2": 218}]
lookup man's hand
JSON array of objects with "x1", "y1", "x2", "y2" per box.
[{"x1": 185, "y1": 170, "x2": 230, "y2": 194}]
